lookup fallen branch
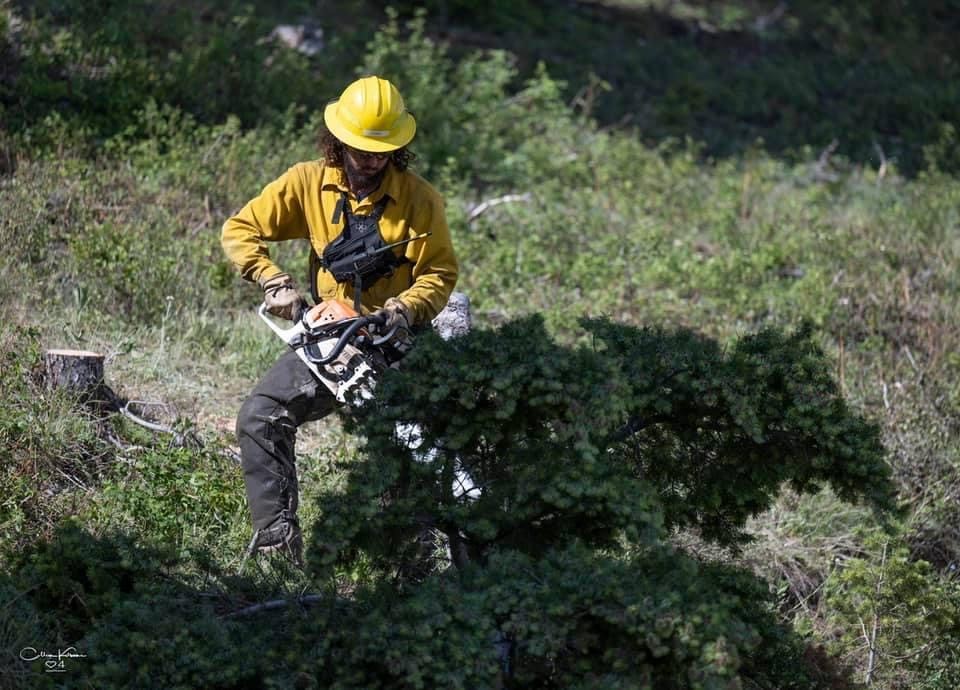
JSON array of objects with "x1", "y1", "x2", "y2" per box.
[
  {"x1": 109, "y1": 392, "x2": 200, "y2": 447},
  {"x1": 874, "y1": 142, "x2": 888, "y2": 181},
  {"x1": 117, "y1": 400, "x2": 176, "y2": 435},
  {"x1": 224, "y1": 594, "x2": 325, "y2": 618},
  {"x1": 467, "y1": 193, "x2": 531, "y2": 224},
  {"x1": 812, "y1": 139, "x2": 840, "y2": 183}
]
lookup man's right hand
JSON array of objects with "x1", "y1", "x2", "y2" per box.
[{"x1": 259, "y1": 273, "x2": 306, "y2": 321}]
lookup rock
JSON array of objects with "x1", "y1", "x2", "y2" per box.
[
  {"x1": 432, "y1": 292, "x2": 472, "y2": 341},
  {"x1": 268, "y1": 24, "x2": 324, "y2": 57}
]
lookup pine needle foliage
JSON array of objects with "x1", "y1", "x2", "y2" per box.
[
  {"x1": 315, "y1": 317, "x2": 894, "y2": 578},
  {"x1": 587, "y1": 318, "x2": 896, "y2": 546},
  {"x1": 293, "y1": 315, "x2": 896, "y2": 687}
]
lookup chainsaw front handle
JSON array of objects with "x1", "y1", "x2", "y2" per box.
[
  {"x1": 257, "y1": 303, "x2": 394, "y2": 365},
  {"x1": 257, "y1": 303, "x2": 303, "y2": 344},
  {"x1": 303, "y1": 317, "x2": 367, "y2": 365}
]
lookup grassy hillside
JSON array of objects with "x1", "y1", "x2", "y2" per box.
[{"x1": 2, "y1": 1, "x2": 959, "y2": 688}]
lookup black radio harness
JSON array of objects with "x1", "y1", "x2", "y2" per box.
[{"x1": 310, "y1": 191, "x2": 431, "y2": 312}]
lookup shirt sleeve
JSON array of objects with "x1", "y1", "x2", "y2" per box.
[
  {"x1": 398, "y1": 192, "x2": 459, "y2": 325},
  {"x1": 221, "y1": 166, "x2": 310, "y2": 284}
]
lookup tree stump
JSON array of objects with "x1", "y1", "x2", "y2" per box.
[{"x1": 43, "y1": 349, "x2": 107, "y2": 402}]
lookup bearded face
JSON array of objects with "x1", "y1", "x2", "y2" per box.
[{"x1": 343, "y1": 146, "x2": 390, "y2": 196}]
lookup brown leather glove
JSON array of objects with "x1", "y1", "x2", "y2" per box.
[
  {"x1": 259, "y1": 273, "x2": 306, "y2": 321},
  {"x1": 373, "y1": 297, "x2": 414, "y2": 354}
]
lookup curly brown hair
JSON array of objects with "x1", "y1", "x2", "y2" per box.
[{"x1": 320, "y1": 130, "x2": 414, "y2": 172}]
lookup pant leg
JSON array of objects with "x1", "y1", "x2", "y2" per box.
[{"x1": 236, "y1": 350, "x2": 338, "y2": 530}]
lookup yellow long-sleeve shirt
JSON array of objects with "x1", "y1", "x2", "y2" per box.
[{"x1": 221, "y1": 160, "x2": 458, "y2": 325}]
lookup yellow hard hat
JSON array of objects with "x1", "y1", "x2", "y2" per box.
[{"x1": 323, "y1": 76, "x2": 416, "y2": 153}]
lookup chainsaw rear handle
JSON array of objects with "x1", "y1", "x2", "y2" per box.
[{"x1": 370, "y1": 321, "x2": 401, "y2": 346}]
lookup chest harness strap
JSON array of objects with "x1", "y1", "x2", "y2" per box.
[{"x1": 311, "y1": 192, "x2": 409, "y2": 312}]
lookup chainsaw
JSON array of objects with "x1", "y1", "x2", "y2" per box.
[
  {"x1": 258, "y1": 216, "x2": 431, "y2": 404},
  {"x1": 258, "y1": 299, "x2": 402, "y2": 405}
]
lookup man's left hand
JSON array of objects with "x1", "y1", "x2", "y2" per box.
[{"x1": 373, "y1": 298, "x2": 414, "y2": 354}]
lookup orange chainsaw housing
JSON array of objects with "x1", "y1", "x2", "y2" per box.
[{"x1": 305, "y1": 300, "x2": 360, "y2": 326}]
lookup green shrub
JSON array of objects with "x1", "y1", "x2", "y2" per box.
[
  {"x1": 293, "y1": 316, "x2": 896, "y2": 685},
  {"x1": 307, "y1": 542, "x2": 819, "y2": 689},
  {"x1": 0, "y1": 583, "x2": 56, "y2": 690},
  {"x1": 361, "y1": 9, "x2": 587, "y2": 188},
  {"x1": 0, "y1": 326, "x2": 112, "y2": 553},
  {"x1": 7, "y1": 523, "x2": 164, "y2": 640},
  {"x1": 80, "y1": 594, "x2": 267, "y2": 690},
  {"x1": 825, "y1": 536, "x2": 960, "y2": 688},
  {"x1": 91, "y1": 444, "x2": 246, "y2": 553},
  {"x1": 2, "y1": 524, "x2": 272, "y2": 689},
  {"x1": 4, "y1": 0, "x2": 332, "y2": 142}
]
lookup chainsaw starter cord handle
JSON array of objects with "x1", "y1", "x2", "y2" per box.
[
  {"x1": 370, "y1": 323, "x2": 401, "y2": 346},
  {"x1": 363, "y1": 311, "x2": 404, "y2": 346},
  {"x1": 365, "y1": 311, "x2": 387, "y2": 327}
]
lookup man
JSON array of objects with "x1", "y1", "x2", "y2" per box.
[{"x1": 221, "y1": 75, "x2": 458, "y2": 565}]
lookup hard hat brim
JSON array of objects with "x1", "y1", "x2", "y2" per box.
[{"x1": 324, "y1": 100, "x2": 417, "y2": 153}]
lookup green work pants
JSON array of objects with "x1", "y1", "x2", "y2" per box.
[{"x1": 236, "y1": 350, "x2": 337, "y2": 530}]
